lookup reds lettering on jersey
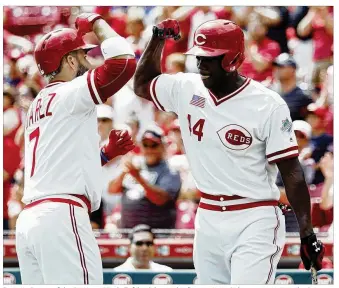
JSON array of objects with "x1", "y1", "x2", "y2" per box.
[
  {"x1": 148, "y1": 73, "x2": 298, "y2": 201},
  {"x1": 23, "y1": 72, "x2": 104, "y2": 211}
]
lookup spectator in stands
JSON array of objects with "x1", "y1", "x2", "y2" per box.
[
  {"x1": 114, "y1": 224, "x2": 172, "y2": 271},
  {"x1": 154, "y1": 111, "x2": 178, "y2": 135},
  {"x1": 297, "y1": 6, "x2": 333, "y2": 87},
  {"x1": 253, "y1": 6, "x2": 290, "y2": 54},
  {"x1": 4, "y1": 141, "x2": 21, "y2": 230},
  {"x1": 167, "y1": 119, "x2": 185, "y2": 156},
  {"x1": 94, "y1": 6, "x2": 127, "y2": 38},
  {"x1": 4, "y1": 86, "x2": 22, "y2": 230},
  {"x1": 311, "y1": 152, "x2": 333, "y2": 231},
  {"x1": 165, "y1": 53, "x2": 186, "y2": 74},
  {"x1": 108, "y1": 125, "x2": 181, "y2": 228},
  {"x1": 95, "y1": 104, "x2": 120, "y2": 226},
  {"x1": 306, "y1": 104, "x2": 333, "y2": 185},
  {"x1": 240, "y1": 16, "x2": 280, "y2": 82},
  {"x1": 125, "y1": 114, "x2": 142, "y2": 155},
  {"x1": 160, "y1": 7, "x2": 197, "y2": 72},
  {"x1": 315, "y1": 65, "x2": 333, "y2": 136},
  {"x1": 272, "y1": 53, "x2": 313, "y2": 121},
  {"x1": 289, "y1": 6, "x2": 314, "y2": 82},
  {"x1": 7, "y1": 169, "x2": 25, "y2": 230},
  {"x1": 126, "y1": 7, "x2": 148, "y2": 60},
  {"x1": 97, "y1": 104, "x2": 116, "y2": 146},
  {"x1": 166, "y1": 120, "x2": 198, "y2": 201},
  {"x1": 110, "y1": 80, "x2": 155, "y2": 136}
]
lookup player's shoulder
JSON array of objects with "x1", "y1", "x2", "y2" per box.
[{"x1": 248, "y1": 79, "x2": 287, "y2": 107}]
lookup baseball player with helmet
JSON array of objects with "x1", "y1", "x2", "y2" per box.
[
  {"x1": 134, "y1": 19, "x2": 325, "y2": 284},
  {"x1": 15, "y1": 13, "x2": 136, "y2": 284}
]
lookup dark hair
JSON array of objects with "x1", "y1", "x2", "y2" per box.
[{"x1": 129, "y1": 224, "x2": 154, "y2": 242}]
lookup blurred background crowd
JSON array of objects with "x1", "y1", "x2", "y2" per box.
[{"x1": 3, "y1": 6, "x2": 334, "y2": 246}]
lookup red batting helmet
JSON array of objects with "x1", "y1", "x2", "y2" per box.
[
  {"x1": 34, "y1": 28, "x2": 97, "y2": 75},
  {"x1": 185, "y1": 20, "x2": 245, "y2": 72}
]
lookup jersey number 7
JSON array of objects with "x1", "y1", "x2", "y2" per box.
[
  {"x1": 187, "y1": 114, "x2": 205, "y2": 141},
  {"x1": 29, "y1": 127, "x2": 40, "y2": 177}
]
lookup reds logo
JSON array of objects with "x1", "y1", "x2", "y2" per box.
[
  {"x1": 112, "y1": 274, "x2": 132, "y2": 285},
  {"x1": 3, "y1": 273, "x2": 16, "y2": 284},
  {"x1": 317, "y1": 274, "x2": 333, "y2": 284},
  {"x1": 217, "y1": 124, "x2": 253, "y2": 150},
  {"x1": 152, "y1": 274, "x2": 173, "y2": 284},
  {"x1": 195, "y1": 33, "x2": 206, "y2": 45},
  {"x1": 274, "y1": 274, "x2": 294, "y2": 284}
]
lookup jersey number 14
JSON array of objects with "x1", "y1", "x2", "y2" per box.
[{"x1": 187, "y1": 114, "x2": 205, "y2": 141}]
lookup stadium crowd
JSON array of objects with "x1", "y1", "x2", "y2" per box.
[{"x1": 3, "y1": 6, "x2": 333, "y2": 241}]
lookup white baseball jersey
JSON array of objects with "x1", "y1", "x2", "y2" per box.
[
  {"x1": 23, "y1": 71, "x2": 105, "y2": 211},
  {"x1": 149, "y1": 73, "x2": 299, "y2": 201}
]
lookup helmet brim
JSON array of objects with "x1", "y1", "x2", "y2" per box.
[
  {"x1": 184, "y1": 45, "x2": 227, "y2": 57},
  {"x1": 74, "y1": 43, "x2": 98, "y2": 52}
]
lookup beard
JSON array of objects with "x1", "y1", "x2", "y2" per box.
[{"x1": 76, "y1": 63, "x2": 89, "y2": 77}]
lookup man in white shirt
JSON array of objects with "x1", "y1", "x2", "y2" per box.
[{"x1": 114, "y1": 224, "x2": 172, "y2": 271}]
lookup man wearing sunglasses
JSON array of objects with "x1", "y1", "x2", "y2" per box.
[
  {"x1": 114, "y1": 224, "x2": 172, "y2": 271},
  {"x1": 109, "y1": 125, "x2": 181, "y2": 229}
]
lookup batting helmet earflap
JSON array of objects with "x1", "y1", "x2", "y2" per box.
[
  {"x1": 184, "y1": 20, "x2": 245, "y2": 72},
  {"x1": 34, "y1": 28, "x2": 97, "y2": 76}
]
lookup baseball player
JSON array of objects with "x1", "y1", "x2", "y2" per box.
[
  {"x1": 15, "y1": 13, "x2": 136, "y2": 284},
  {"x1": 133, "y1": 19, "x2": 325, "y2": 284}
]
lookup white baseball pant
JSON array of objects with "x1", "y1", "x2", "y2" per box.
[
  {"x1": 193, "y1": 203, "x2": 285, "y2": 284},
  {"x1": 15, "y1": 195, "x2": 103, "y2": 284}
]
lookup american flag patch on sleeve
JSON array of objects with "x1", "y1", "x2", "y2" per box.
[{"x1": 189, "y1": 95, "x2": 205, "y2": 108}]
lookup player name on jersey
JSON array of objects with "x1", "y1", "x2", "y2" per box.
[{"x1": 25, "y1": 92, "x2": 57, "y2": 129}]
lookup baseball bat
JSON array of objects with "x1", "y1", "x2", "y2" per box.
[{"x1": 311, "y1": 265, "x2": 318, "y2": 284}]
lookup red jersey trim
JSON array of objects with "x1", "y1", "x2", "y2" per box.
[
  {"x1": 87, "y1": 70, "x2": 99, "y2": 104},
  {"x1": 208, "y1": 77, "x2": 251, "y2": 106},
  {"x1": 268, "y1": 153, "x2": 299, "y2": 164},
  {"x1": 267, "y1": 146, "x2": 298, "y2": 158},
  {"x1": 150, "y1": 75, "x2": 165, "y2": 111},
  {"x1": 199, "y1": 200, "x2": 278, "y2": 212}
]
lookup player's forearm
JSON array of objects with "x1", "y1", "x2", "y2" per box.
[
  {"x1": 92, "y1": 19, "x2": 120, "y2": 43},
  {"x1": 134, "y1": 175, "x2": 170, "y2": 205},
  {"x1": 134, "y1": 35, "x2": 165, "y2": 100},
  {"x1": 278, "y1": 159, "x2": 314, "y2": 238}
]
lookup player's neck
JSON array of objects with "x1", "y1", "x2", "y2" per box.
[
  {"x1": 49, "y1": 71, "x2": 74, "y2": 83},
  {"x1": 208, "y1": 73, "x2": 246, "y2": 99}
]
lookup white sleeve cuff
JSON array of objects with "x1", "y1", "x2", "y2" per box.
[{"x1": 100, "y1": 37, "x2": 135, "y2": 60}]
